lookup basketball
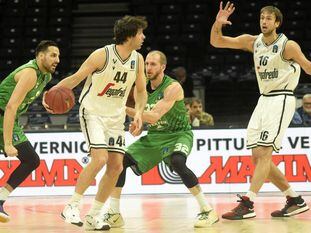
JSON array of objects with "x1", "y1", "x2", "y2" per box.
[{"x1": 45, "y1": 86, "x2": 75, "y2": 114}]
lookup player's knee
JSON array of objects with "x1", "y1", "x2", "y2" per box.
[
  {"x1": 90, "y1": 154, "x2": 108, "y2": 170},
  {"x1": 16, "y1": 141, "x2": 40, "y2": 170},
  {"x1": 170, "y1": 153, "x2": 187, "y2": 173},
  {"x1": 106, "y1": 165, "x2": 123, "y2": 178},
  {"x1": 31, "y1": 153, "x2": 41, "y2": 170}
]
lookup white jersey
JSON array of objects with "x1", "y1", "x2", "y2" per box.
[
  {"x1": 79, "y1": 44, "x2": 139, "y2": 116},
  {"x1": 253, "y1": 33, "x2": 300, "y2": 95}
]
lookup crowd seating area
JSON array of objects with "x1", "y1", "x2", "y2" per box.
[{"x1": 0, "y1": 0, "x2": 310, "y2": 130}]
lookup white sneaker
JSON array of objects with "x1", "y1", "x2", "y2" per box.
[
  {"x1": 103, "y1": 209, "x2": 125, "y2": 228},
  {"x1": 194, "y1": 209, "x2": 219, "y2": 228},
  {"x1": 61, "y1": 203, "x2": 83, "y2": 227},
  {"x1": 84, "y1": 214, "x2": 110, "y2": 231}
]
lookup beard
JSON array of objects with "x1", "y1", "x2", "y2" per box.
[
  {"x1": 42, "y1": 57, "x2": 56, "y2": 73},
  {"x1": 45, "y1": 65, "x2": 56, "y2": 73},
  {"x1": 147, "y1": 70, "x2": 161, "y2": 81}
]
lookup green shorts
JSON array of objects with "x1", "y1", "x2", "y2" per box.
[
  {"x1": 0, "y1": 115, "x2": 28, "y2": 153},
  {"x1": 126, "y1": 130, "x2": 193, "y2": 175}
]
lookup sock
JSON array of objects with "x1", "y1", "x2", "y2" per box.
[
  {"x1": 283, "y1": 187, "x2": 298, "y2": 198},
  {"x1": 88, "y1": 200, "x2": 104, "y2": 216},
  {"x1": 69, "y1": 192, "x2": 83, "y2": 206},
  {"x1": 245, "y1": 191, "x2": 257, "y2": 202},
  {"x1": 109, "y1": 197, "x2": 120, "y2": 213},
  {"x1": 194, "y1": 192, "x2": 212, "y2": 212},
  {"x1": 0, "y1": 188, "x2": 10, "y2": 201}
]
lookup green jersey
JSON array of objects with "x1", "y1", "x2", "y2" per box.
[
  {"x1": 146, "y1": 75, "x2": 191, "y2": 133},
  {"x1": 0, "y1": 59, "x2": 51, "y2": 117}
]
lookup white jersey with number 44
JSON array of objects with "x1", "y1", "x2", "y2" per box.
[{"x1": 79, "y1": 44, "x2": 138, "y2": 117}]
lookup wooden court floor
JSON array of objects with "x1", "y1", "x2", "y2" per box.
[{"x1": 0, "y1": 193, "x2": 310, "y2": 233}]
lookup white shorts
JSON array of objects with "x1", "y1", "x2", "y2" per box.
[
  {"x1": 246, "y1": 94, "x2": 295, "y2": 152},
  {"x1": 79, "y1": 106, "x2": 126, "y2": 154}
]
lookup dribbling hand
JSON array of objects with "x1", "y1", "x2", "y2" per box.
[
  {"x1": 216, "y1": 1, "x2": 235, "y2": 25},
  {"x1": 42, "y1": 91, "x2": 54, "y2": 114}
]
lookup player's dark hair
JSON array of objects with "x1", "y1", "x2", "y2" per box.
[
  {"x1": 114, "y1": 15, "x2": 147, "y2": 44},
  {"x1": 35, "y1": 40, "x2": 58, "y2": 57}
]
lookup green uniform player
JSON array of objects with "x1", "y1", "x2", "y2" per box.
[
  {"x1": 104, "y1": 51, "x2": 219, "y2": 228},
  {"x1": 0, "y1": 41, "x2": 60, "y2": 222},
  {"x1": 0, "y1": 60, "x2": 52, "y2": 150},
  {"x1": 126, "y1": 74, "x2": 193, "y2": 174}
]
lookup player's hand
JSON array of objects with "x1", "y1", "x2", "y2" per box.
[
  {"x1": 216, "y1": 1, "x2": 235, "y2": 25},
  {"x1": 42, "y1": 91, "x2": 54, "y2": 114},
  {"x1": 129, "y1": 121, "x2": 143, "y2": 136},
  {"x1": 131, "y1": 113, "x2": 143, "y2": 136},
  {"x1": 4, "y1": 144, "x2": 18, "y2": 157}
]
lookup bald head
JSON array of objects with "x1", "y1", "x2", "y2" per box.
[
  {"x1": 145, "y1": 50, "x2": 167, "y2": 81},
  {"x1": 147, "y1": 50, "x2": 167, "y2": 65}
]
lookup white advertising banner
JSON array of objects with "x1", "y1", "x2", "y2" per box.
[{"x1": 0, "y1": 128, "x2": 310, "y2": 196}]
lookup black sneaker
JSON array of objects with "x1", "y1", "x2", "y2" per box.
[
  {"x1": 0, "y1": 200, "x2": 10, "y2": 223},
  {"x1": 271, "y1": 196, "x2": 309, "y2": 217},
  {"x1": 222, "y1": 194, "x2": 256, "y2": 220}
]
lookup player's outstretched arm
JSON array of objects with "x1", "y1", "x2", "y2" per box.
[
  {"x1": 283, "y1": 40, "x2": 311, "y2": 75},
  {"x1": 210, "y1": 1, "x2": 256, "y2": 52},
  {"x1": 3, "y1": 68, "x2": 37, "y2": 156},
  {"x1": 56, "y1": 48, "x2": 106, "y2": 89}
]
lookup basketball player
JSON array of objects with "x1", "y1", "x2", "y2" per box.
[
  {"x1": 210, "y1": 2, "x2": 311, "y2": 220},
  {"x1": 0, "y1": 40, "x2": 60, "y2": 222},
  {"x1": 52, "y1": 16, "x2": 148, "y2": 230},
  {"x1": 103, "y1": 51, "x2": 219, "y2": 228}
]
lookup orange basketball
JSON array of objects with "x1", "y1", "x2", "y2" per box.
[{"x1": 45, "y1": 86, "x2": 75, "y2": 114}]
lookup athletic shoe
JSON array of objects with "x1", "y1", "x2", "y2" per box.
[
  {"x1": 103, "y1": 208, "x2": 125, "y2": 228},
  {"x1": 0, "y1": 201, "x2": 10, "y2": 223},
  {"x1": 61, "y1": 203, "x2": 83, "y2": 227},
  {"x1": 194, "y1": 209, "x2": 219, "y2": 228},
  {"x1": 222, "y1": 194, "x2": 256, "y2": 220},
  {"x1": 84, "y1": 214, "x2": 110, "y2": 231},
  {"x1": 271, "y1": 196, "x2": 309, "y2": 217}
]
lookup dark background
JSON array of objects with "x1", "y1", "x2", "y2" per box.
[{"x1": 0, "y1": 0, "x2": 310, "y2": 129}]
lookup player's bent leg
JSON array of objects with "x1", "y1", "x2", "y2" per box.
[
  {"x1": 8, "y1": 141, "x2": 40, "y2": 188},
  {"x1": 94, "y1": 151, "x2": 123, "y2": 203},
  {"x1": 103, "y1": 159, "x2": 130, "y2": 228},
  {"x1": 61, "y1": 148, "x2": 108, "y2": 227},
  {"x1": 103, "y1": 157, "x2": 132, "y2": 228},
  {"x1": 84, "y1": 152, "x2": 123, "y2": 230},
  {"x1": 271, "y1": 196, "x2": 309, "y2": 217},
  {"x1": 1, "y1": 142, "x2": 40, "y2": 223},
  {"x1": 75, "y1": 148, "x2": 108, "y2": 195}
]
